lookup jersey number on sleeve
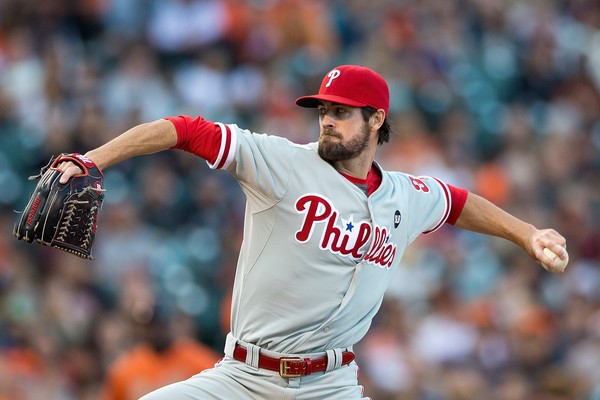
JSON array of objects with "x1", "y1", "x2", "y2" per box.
[{"x1": 409, "y1": 176, "x2": 430, "y2": 193}]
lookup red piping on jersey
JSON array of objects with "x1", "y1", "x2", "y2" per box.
[
  {"x1": 423, "y1": 177, "x2": 451, "y2": 234},
  {"x1": 338, "y1": 165, "x2": 382, "y2": 196},
  {"x1": 216, "y1": 124, "x2": 232, "y2": 170},
  {"x1": 338, "y1": 171, "x2": 367, "y2": 185}
]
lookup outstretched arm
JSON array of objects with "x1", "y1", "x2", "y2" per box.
[
  {"x1": 59, "y1": 119, "x2": 177, "y2": 183},
  {"x1": 454, "y1": 192, "x2": 568, "y2": 273}
]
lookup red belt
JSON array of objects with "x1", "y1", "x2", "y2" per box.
[{"x1": 232, "y1": 344, "x2": 355, "y2": 378}]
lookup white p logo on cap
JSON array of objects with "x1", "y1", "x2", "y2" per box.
[{"x1": 325, "y1": 69, "x2": 341, "y2": 87}]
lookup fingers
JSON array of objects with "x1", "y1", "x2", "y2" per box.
[
  {"x1": 533, "y1": 229, "x2": 566, "y2": 251},
  {"x1": 540, "y1": 247, "x2": 569, "y2": 273},
  {"x1": 57, "y1": 162, "x2": 84, "y2": 184},
  {"x1": 546, "y1": 242, "x2": 568, "y2": 260},
  {"x1": 532, "y1": 229, "x2": 569, "y2": 273}
]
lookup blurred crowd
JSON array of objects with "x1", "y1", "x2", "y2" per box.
[{"x1": 0, "y1": 0, "x2": 599, "y2": 399}]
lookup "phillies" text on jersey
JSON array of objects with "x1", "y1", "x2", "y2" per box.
[{"x1": 294, "y1": 194, "x2": 397, "y2": 269}]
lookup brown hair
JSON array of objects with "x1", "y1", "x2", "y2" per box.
[{"x1": 361, "y1": 106, "x2": 392, "y2": 145}]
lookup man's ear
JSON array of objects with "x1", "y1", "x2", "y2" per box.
[{"x1": 370, "y1": 110, "x2": 385, "y2": 130}]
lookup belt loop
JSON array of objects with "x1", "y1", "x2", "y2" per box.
[
  {"x1": 245, "y1": 342, "x2": 260, "y2": 371},
  {"x1": 224, "y1": 332, "x2": 236, "y2": 358},
  {"x1": 333, "y1": 348, "x2": 343, "y2": 369},
  {"x1": 325, "y1": 348, "x2": 344, "y2": 372},
  {"x1": 325, "y1": 349, "x2": 336, "y2": 372}
]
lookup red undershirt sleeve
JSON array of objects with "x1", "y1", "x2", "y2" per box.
[
  {"x1": 164, "y1": 115, "x2": 223, "y2": 165},
  {"x1": 446, "y1": 184, "x2": 468, "y2": 225}
]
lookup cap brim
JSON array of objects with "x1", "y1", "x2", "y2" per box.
[{"x1": 295, "y1": 94, "x2": 368, "y2": 109}]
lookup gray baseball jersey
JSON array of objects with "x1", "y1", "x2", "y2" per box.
[{"x1": 171, "y1": 117, "x2": 452, "y2": 355}]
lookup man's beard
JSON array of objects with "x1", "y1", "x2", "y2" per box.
[{"x1": 318, "y1": 123, "x2": 370, "y2": 162}]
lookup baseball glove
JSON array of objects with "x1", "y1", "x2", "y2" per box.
[{"x1": 13, "y1": 153, "x2": 105, "y2": 259}]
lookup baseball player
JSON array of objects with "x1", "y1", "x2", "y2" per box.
[{"x1": 58, "y1": 65, "x2": 568, "y2": 399}]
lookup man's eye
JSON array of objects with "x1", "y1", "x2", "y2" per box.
[{"x1": 336, "y1": 108, "x2": 346, "y2": 115}]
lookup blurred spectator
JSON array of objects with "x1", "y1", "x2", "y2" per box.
[
  {"x1": 100, "y1": 269, "x2": 220, "y2": 400},
  {"x1": 101, "y1": 42, "x2": 177, "y2": 125},
  {"x1": 147, "y1": 0, "x2": 229, "y2": 55}
]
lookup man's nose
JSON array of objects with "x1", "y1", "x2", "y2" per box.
[{"x1": 320, "y1": 113, "x2": 335, "y2": 127}]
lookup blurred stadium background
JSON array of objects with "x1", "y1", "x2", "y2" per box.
[{"x1": 0, "y1": 0, "x2": 599, "y2": 399}]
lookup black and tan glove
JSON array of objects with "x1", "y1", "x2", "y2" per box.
[{"x1": 14, "y1": 153, "x2": 105, "y2": 259}]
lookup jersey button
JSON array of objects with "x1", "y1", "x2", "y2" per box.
[{"x1": 323, "y1": 327, "x2": 330, "y2": 333}]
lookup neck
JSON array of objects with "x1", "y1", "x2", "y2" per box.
[
  {"x1": 333, "y1": 160, "x2": 371, "y2": 180},
  {"x1": 332, "y1": 145, "x2": 377, "y2": 180}
]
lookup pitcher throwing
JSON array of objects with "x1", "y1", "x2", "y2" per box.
[{"x1": 57, "y1": 65, "x2": 568, "y2": 399}]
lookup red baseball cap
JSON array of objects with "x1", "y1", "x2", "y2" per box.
[{"x1": 296, "y1": 65, "x2": 390, "y2": 115}]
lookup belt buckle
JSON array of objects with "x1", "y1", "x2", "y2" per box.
[{"x1": 279, "y1": 357, "x2": 304, "y2": 378}]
